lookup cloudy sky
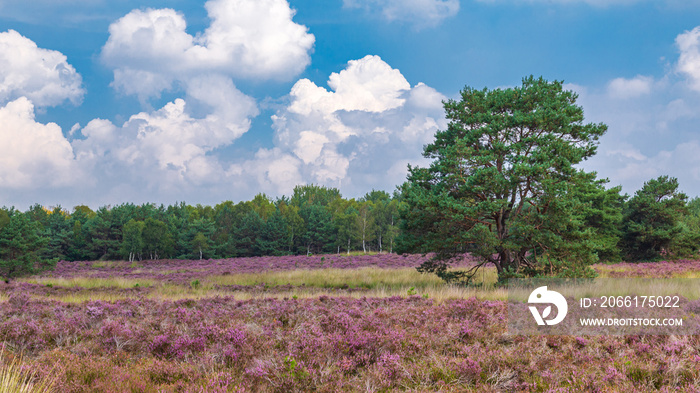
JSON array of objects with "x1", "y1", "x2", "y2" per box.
[{"x1": 2, "y1": 0, "x2": 700, "y2": 209}]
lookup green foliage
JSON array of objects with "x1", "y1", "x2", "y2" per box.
[
  {"x1": 180, "y1": 217, "x2": 215, "y2": 260},
  {"x1": 250, "y1": 193, "x2": 276, "y2": 221},
  {"x1": 121, "y1": 219, "x2": 144, "y2": 262},
  {"x1": 0, "y1": 211, "x2": 54, "y2": 279},
  {"x1": 82, "y1": 207, "x2": 122, "y2": 260},
  {"x1": 622, "y1": 176, "x2": 690, "y2": 260},
  {"x1": 191, "y1": 233, "x2": 209, "y2": 260},
  {"x1": 400, "y1": 76, "x2": 609, "y2": 283},
  {"x1": 0, "y1": 209, "x2": 10, "y2": 230},
  {"x1": 234, "y1": 211, "x2": 265, "y2": 257},
  {"x1": 670, "y1": 197, "x2": 700, "y2": 257},
  {"x1": 43, "y1": 206, "x2": 73, "y2": 260},
  {"x1": 354, "y1": 201, "x2": 376, "y2": 253},
  {"x1": 569, "y1": 173, "x2": 625, "y2": 262},
  {"x1": 291, "y1": 184, "x2": 341, "y2": 208},
  {"x1": 142, "y1": 218, "x2": 173, "y2": 260},
  {"x1": 299, "y1": 204, "x2": 335, "y2": 255},
  {"x1": 256, "y1": 210, "x2": 290, "y2": 256}
]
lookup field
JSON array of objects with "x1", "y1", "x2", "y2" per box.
[{"x1": 2, "y1": 255, "x2": 700, "y2": 392}]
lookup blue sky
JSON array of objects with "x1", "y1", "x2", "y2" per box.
[{"x1": 2, "y1": 0, "x2": 700, "y2": 209}]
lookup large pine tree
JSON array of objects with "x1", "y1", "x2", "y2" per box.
[{"x1": 399, "y1": 76, "x2": 611, "y2": 283}]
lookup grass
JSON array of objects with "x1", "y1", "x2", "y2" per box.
[
  {"x1": 22, "y1": 264, "x2": 700, "y2": 304},
  {"x1": 29, "y1": 285, "x2": 509, "y2": 303},
  {"x1": 23, "y1": 277, "x2": 157, "y2": 289},
  {"x1": 205, "y1": 266, "x2": 448, "y2": 288},
  {"x1": 145, "y1": 284, "x2": 508, "y2": 302},
  {"x1": 330, "y1": 250, "x2": 382, "y2": 257},
  {"x1": 207, "y1": 265, "x2": 500, "y2": 289},
  {"x1": 508, "y1": 277, "x2": 700, "y2": 301},
  {"x1": 0, "y1": 351, "x2": 54, "y2": 393},
  {"x1": 19, "y1": 266, "x2": 504, "y2": 303}
]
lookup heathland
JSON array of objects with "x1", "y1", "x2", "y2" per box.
[
  {"x1": 4, "y1": 78, "x2": 700, "y2": 392},
  {"x1": 1, "y1": 253, "x2": 700, "y2": 392}
]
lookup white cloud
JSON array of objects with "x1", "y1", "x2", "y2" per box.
[
  {"x1": 233, "y1": 148, "x2": 305, "y2": 196},
  {"x1": 575, "y1": 68, "x2": 700, "y2": 198},
  {"x1": 677, "y1": 26, "x2": 700, "y2": 92},
  {"x1": 0, "y1": 30, "x2": 84, "y2": 106},
  {"x1": 259, "y1": 55, "x2": 446, "y2": 196},
  {"x1": 343, "y1": 0, "x2": 459, "y2": 27},
  {"x1": 0, "y1": 98, "x2": 81, "y2": 188},
  {"x1": 0, "y1": 32, "x2": 84, "y2": 192},
  {"x1": 72, "y1": 76, "x2": 258, "y2": 191},
  {"x1": 289, "y1": 55, "x2": 411, "y2": 115},
  {"x1": 607, "y1": 75, "x2": 653, "y2": 99},
  {"x1": 596, "y1": 141, "x2": 700, "y2": 194},
  {"x1": 102, "y1": 0, "x2": 315, "y2": 99}
]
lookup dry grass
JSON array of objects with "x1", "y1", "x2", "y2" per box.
[
  {"x1": 508, "y1": 277, "x2": 700, "y2": 301},
  {"x1": 30, "y1": 292, "x2": 133, "y2": 304},
  {"x1": 144, "y1": 284, "x2": 508, "y2": 303},
  {"x1": 19, "y1": 267, "x2": 505, "y2": 304},
  {"x1": 90, "y1": 261, "x2": 143, "y2": 269},
  {"x1": 0, "y1": 351, "x2": 54, "y2": 393},
  {"x1": 206, "y1": 266, "x2": 499, "y2": 289},
  {"x1": 22, "y1": 277, "x2": 156, "y2": 289}
]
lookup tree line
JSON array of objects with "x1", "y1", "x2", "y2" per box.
[
  {"x1": 1, "y1": 174, "x2": 699, "y2": 281},
  {"x1": 0, "y1": 185, "x2": 402, "y2": 279}
]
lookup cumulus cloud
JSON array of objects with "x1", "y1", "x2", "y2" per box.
[
  {"x1": 249, "y1": 55, "x2": 446, "y2": 196},
  {"x1": 0, "y1": 31, "x2": 84, "y2": 192},
  {"x1": 72, "y1": 76, "x2": 258, "y2": 192},
  {"x1": 0, "y1": 30, "x2": 84, "y2": 106},
  {"x1": 677, "y1": 26, "x2": 700, "y2": 92},
  {"x1": 343, "y1": 0, "x2": 459, "y2": 27},
  {"x1": 0, "y1": 98, "x2": 81, "y2": 188},
  {"x1": 102, "y1": 0, "x2": 315, "y2": 99},
  {"x1": 607, "y1": 75, "x2": 653, "y2": 99}
]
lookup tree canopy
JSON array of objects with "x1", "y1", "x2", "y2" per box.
[
  {"x1": 622, "y1": 176, "x2": 693, "y2": 260},
  {"x1": 399, "y1": 76, "x2": 610, "y2": 283}
]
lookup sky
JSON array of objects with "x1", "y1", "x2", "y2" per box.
[{"x1": 2, "y1": 0, "x2": 700, "y2": 210}]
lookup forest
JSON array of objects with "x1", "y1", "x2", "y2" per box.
[
  {"x1": 2, "y1": 176, "x2": 700, "y2": 281},
  {"x1": 0, "y1": 185, "x2": 403, "y2": 277}
]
